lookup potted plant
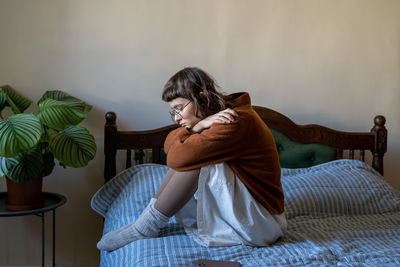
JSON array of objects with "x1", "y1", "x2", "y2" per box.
[{"x1": 0, "y1": 85, "x2": 96, "y2": 210}]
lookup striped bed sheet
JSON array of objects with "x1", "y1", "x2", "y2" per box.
[{"x1": 91, "y1": 160, "x2": 400, "y2": 267}]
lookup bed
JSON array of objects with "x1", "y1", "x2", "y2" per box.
[{"x1": 91, "y1": 106, "x2": 400, "y2": 267}]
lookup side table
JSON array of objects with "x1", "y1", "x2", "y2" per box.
[{"x1": 0, "y1": 192, "x2": 67, "y2": 267}]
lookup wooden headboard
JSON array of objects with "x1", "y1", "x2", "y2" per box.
[{"x1": 104, "y1": 106, "x2": 387, "y2": 183}]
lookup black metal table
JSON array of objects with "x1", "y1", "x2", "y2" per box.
[{"x1": 0, "y1": 192, "x2": 67, "y2": 267}]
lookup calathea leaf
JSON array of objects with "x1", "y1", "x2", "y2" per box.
[
  {"x1": 0, "y1": 85, "x2": 32, "y2": 114},
  {"x1": 7, "y1": 147, "x2": 44, "y2": 183},
  {"x1": 37, "y1": 99, "x2": 87, "y2": 130},
  {"x1": 0, "y1": 114, "x2": 42, "y2": 157},
  {"x1": 47, "y1": 126, "x2": 96, "y2": 168},
  {"x1": 0, "y1": 156, "x2": 19, "y2": 177},
  {"x1": 38, "y1": 142, "x2": 55, "y2": 177},
  {"x1": 0, "y1": 90, "x2": 7, "y2": 113},
  {"x1": 39, "y1": 90, "x2": 92, "y2": 113}
]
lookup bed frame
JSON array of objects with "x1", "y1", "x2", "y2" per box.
[{"x1": 103, "y1": 107, "x2": 387, "y2": 183}]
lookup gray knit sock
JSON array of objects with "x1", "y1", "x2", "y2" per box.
[{"x1": 97, "y1": 198, "x2": 169, "y2": 251}]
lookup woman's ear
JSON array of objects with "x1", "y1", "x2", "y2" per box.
[{"x1": 199, "y1": 91, "x2": 206, "y2": 97}]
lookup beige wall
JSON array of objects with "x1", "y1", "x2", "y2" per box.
[{"x1": 0, "y1": 0, "x2": 399, "y2": 266}]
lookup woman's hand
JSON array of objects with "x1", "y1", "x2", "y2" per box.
[{"x1": 190, "y1": 108, "x2": 238, "y2": 133}]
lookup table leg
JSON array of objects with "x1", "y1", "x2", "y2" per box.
[
  {"x1": 53, "y1": 209, "x2": 56, "y2": 267},
  {"x1": 41, "y1": 211, "x2": 45, "y2": 267}
]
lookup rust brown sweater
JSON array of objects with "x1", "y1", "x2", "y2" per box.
[{"x1": 164, "y1": 92, "x2": 284, "y2": 214}]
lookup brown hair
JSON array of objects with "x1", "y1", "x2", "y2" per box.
[{"x1": 162, "y1": 67, "x2": 232, "y2": 118}]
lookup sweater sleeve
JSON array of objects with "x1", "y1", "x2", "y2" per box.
[
  {"x1": 164, "y1": 118, "x2": 248, "y2": 171},
  {"x1": 164, "y1": 126, "x2": 192, "y2": 154}
]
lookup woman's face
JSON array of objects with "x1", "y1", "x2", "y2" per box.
[{"x1": 168, "y1": 97, "x2": 202, "y2": 128}]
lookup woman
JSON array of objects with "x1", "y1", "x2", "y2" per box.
[{"x1": 97, "y1": 67, "x2": 286, "y2": 251}]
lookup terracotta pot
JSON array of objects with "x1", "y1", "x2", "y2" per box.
[{"x1": 6, "y1": 173, "x2": 44, "y2": 211}]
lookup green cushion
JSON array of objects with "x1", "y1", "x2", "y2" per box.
[
  {"x1": 158, "y1": 129, "x2": 337, "y2": 168},
  {"x1": 160, "y1": 147, "x2": 167, "y2": 165},
  {"x1": 270, "y1": 128, "x2": 337, "y2": 168}
]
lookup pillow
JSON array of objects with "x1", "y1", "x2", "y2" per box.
[
  {"x1": 92, "y1": 159, "x2": 400, "y2": 224},
  {"x1": 282, "y1": 159, "x2": 400, "y2": 219},
  {"x1": 91, "y1": 164, "x2": 183, "y2": 238},
  {"x1": 91, "y1": 163, "x2": 168, "y2": 219},
  {"x1": 270, "y1": 128, "x2": 337, "y2": 168}
]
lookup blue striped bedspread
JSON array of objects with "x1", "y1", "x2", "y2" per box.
[{"x1": 91, "y1": 160, "x2": 400, "y2": 266}]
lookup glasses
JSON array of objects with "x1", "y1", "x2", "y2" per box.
[{"x1": 169, "y1": 101, "x2": 191, "y2": 121}]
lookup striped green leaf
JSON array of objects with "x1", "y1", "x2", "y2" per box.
[
  {"x1": 47, "y1": 126, "x2": 96, "y2": 168},
  {"x1": 7, "y1": 147, "x2": 44, "y2": 182},
  {"x1": 38, "y1": 142, "x2": 55, "y2": 176},
  {"x1": 39, "y1": 90, "x2": 92, "y2": 113},
  {"x1": 0, "y1": 90, "x2": 7, "y2": 113},
  {"x1": 0, "y1": 156, "x2": 18, "y2": 177},
  {"x1": 0, "y1": 85, "x2": 32, "y2": 114},
  {"x1": 0, "y1": 114, "x2": 42, "y2": 157},
  {"x1": 37, "y1": 99, "x2": 87, "y2": 130}
]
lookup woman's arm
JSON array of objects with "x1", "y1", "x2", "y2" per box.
[
  {"x1": 164, "y1": 114, "x2": 250, "y2": 171},
  {"x1": 164, "y1": 127, "x2": 190, "y2": 154},
  {"x1": 164, "y1": 108, "x2": 238, "y2": 153},
  {"x1": 191, "y1": 108, "x2": 238, "y2": 133}
]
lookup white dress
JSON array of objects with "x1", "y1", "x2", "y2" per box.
[{"x1": 174, "y1": 163, "x2": 287, "y2": 247}]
